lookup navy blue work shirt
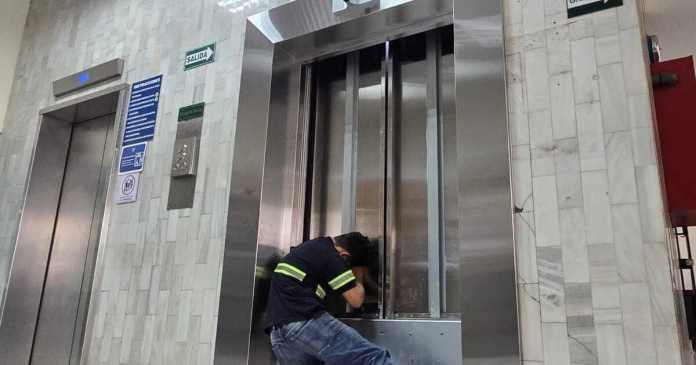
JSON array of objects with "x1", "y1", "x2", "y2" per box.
[{"x1": 265, "y1": 237, "x2": 357, "y2": 329}]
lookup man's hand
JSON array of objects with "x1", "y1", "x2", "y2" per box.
[
  {"x1": 342, "y1": 283, "x2": 365, "y2": 308},
  {"x1": 352, "y1": 266, "x2": 368, "y2": 284}
]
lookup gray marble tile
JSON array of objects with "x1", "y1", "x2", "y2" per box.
[{"x1": 538, "y1": 246, "x2": 567, "y2": 322}]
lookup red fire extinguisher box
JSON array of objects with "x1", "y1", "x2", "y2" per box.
[{"x1": 652, "y1": 56, "x2": 696, "y2": 226}]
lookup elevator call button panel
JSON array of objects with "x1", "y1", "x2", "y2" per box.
[{"x1": 171, "y1": 136, "x2": 199, "y2": 177}]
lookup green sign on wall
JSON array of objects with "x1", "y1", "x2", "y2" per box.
[
  {"x1": 185, "y1": 43, "x2": 216, "y2": 71},
  {"x1": 178, "y1": 103, "x2": 205, "y2": 122}
]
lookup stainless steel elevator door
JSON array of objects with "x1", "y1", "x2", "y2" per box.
[
  {"x1": 30, "y1": 115, "x2": 115, "y2": 365},
  {"x1": 308, "y1": 26, "x2": 458, "y2": 320}
]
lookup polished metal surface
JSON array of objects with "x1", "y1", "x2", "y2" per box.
[
  {"x1": 344, "y1": 318, "x2": 462, "y2": 365},
  {"x1": 0, "y1": 88, "x2": 124, "y2": 365},
  {"x1": 453, "y1": 0, "x2": 520, "y2": 363},
  {"x1": 215, "y1": 22, "x2": 274, "y2": 365},
  {"x1": 31, "y1": 115, "x2": 114, "y2": 365},
  {"x1": 425, "y1": 30, "x2": 443, "y2": 319},
  {"x1": 167, "y1": 119, "x2": 203, "y2": 210},
  {"x1": 53, "y1": 59, "x2": 124, "y2": 97},
  {"x1": 219, "y1": 0, "x2": 519, "y2": 363},
  {"x1": 0, "y1": 116, "x2": 72, "y2": 364}
]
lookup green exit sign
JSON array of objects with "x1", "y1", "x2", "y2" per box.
[{"x1": 185, "y1": 43, "x2": 216, "y2": 71}]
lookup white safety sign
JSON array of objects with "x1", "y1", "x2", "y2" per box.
[{"x1": 116, "y1": 172, "x2": 140, "y2": 204}]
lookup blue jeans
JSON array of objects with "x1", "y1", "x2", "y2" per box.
[{"x1": 270, "y1": 313, "x2": 395, "y2": 365}]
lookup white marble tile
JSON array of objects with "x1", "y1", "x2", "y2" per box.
[
  {"x1": 533, "y1": 175, "x2": 561, "y2": 247},
  {"x1": 547, "y1": 24, "x2": 572, "y2": 75},
  {"x1": 627, "y1": 93, "x2": 653, "y2": 129},
  {"x1": 530, "y1": 110, "x2": 557, "y2": 177},
  {"x1": 612, "y1": 204, "x2": 646, "y2": 283},
  {"x1": 592, "y1": 9, "x2": 619, "y2": 37},
  {"x1": 538, "y1": 246, "x2": 567, "y2": 322},
  {"x1": 588, "y1": 244, "x2": 620, "y2": 284},
  {"x1": 632, "y1": 127, "x2": 658, "y2": 167},
  {"x1": 550, "y1": 72, "x2": 577, "y2": 139},
  {"x1": 620, "y1": 28, "x2": 650, "y2": 96},
  {"x1": 582, "y1": 171, "x2": 613, "y2": 245},
  {"x1": 523, "y1": 0, "x2": 546, "y2": 34},
  {"x1": 636, "y1": 165, "x2": 668, "y2": 244},
  {"x1": 644, "y1": 244, "x2": 677, "y2": 327},
  {"x1": 595, "y1": 35, "x2": 622, "y2": 66},
  {"x1": 621, "y1": 283, "x2": 658, "y2": 365},
  {"x1": 516, "y1": 212, "x2": 539, "y2": 284},
  {"x1": 605, "y1": 131, "x2": 638, "y2": 204},
  {"x1": 560, "y1": 208, "x2": 590, "y2": 283},
  {"x1": 571, "y1": 37, "x2": 600, "y2": 104},
  {"x1": 577, "y1": 102, "x2": 606, "y2": 172},
  {"x1": 513, "y1": 145, "x2": 534, "y2": 212},
  {"x1": 542, "y1": 323, "x2": 571, "y2": 365},
  {"x1": 520, "y1": 283, "x2": 545, "y2": 362},
  {"x1": 509, "y1": 82, "x2": 531, "y2": 146},
  {"x1": 544, "y1": 0, "x2": 565, "y2": 16},
  {"x1": 598, "y1": 63, "x2": 629, "y2": 133},
  {"x1": 526, "y1": 48, "x2": 552, "y2": 111},
  {"x1": 554, "y1": 138, "x2": 583, "y2": 209},
  {"x1": 595, "y1": 324, "x2": 627, "y2": 365},
  {"x1": 654, "y1": 325, "x2": 682, "y2": 365}
]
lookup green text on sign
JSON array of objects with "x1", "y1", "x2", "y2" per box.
[
  {"x1": 185, "y1": 43, "x2": 216, "y2": 71},
  {"x1": 178, "y1": 103, "x2": 205, "y2": 122}
]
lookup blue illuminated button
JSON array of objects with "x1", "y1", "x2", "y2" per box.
[{"x1": 78, "y1": 72, "x2": 90, "y2": 85}]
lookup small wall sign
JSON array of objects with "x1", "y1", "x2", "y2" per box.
[
  {"x1": 116, "y1": 172, "x2": 140, "y2": 204},
  {"x1": 567, "y1": 0, "x2": 623, "y2": 18},
  {"x1": 185, "y1": 43, "x2": 216, "y2": 71}
]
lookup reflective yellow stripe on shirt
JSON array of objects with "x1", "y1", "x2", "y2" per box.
[
  {"x1": 328, "y1": 270, "x2": 356, "y2": 290},
  {"x1": 274, "y1": 263, "x2": 307, "y2": 282},
  {"x1": 316, "y1": 285, "x2": 326, "y2": 299}
]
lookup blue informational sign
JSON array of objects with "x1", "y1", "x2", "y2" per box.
[
  {"x1": 122, "y1": 75, "x2": 163, "y2": 146},
  {"x1": 119, "y1": 142, "x2": 147, "y2": 175}
]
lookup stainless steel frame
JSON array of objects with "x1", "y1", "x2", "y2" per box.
[
  {"x1": 0, "y1": 85, "x2": 128, "y2": 364},
  {"x1": 217, "y1": 0, "x2": 518, "y2": 363}
]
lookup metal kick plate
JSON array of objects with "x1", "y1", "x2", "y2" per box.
[{"x1": 171, "y1": 136, "x2": 198, "y2": 177}]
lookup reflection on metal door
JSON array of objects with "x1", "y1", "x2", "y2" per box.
[
  {"x1": 307, "y1": 26, "x2": 459, "y2": 320},
  {"x1": 31, "y1": 115, "x2": 114, "y2": 365}
]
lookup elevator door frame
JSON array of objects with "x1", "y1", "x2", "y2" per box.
[
  {"x1": 217, "y1": 0, "x2": 520, "y2": 364},
  {"x1": 0, "y1": 84, "x2": 128, "y2": 365}
]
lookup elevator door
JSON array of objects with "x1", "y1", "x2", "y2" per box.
[
  {"x1": 308, "y1": 26, "x2": 459, "y2": 320},
  {"x1": 30, "y1": 115, "x2": 115, "y2": 365}
]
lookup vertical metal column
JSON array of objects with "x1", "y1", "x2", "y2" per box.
[
  {"x1": 342, "y1": 53, "x2": 360, "y2": 232},
  {"x1": 385, "y1": 43, "x2": 397, "y2": 318},
  {"x1": 425, "y1": 31, "x2": 443, "y2": 319}
]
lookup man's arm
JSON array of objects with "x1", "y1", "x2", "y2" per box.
[{"x1": 342, "y1": 267, "x2": 367, "y2": 308}]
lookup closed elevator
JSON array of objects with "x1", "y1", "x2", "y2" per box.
[{"x1": 0, "y1": 89, "x2": 126, "y2": 365}]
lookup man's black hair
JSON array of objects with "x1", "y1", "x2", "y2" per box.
[{"x1": 334, "y1": 232, "x2": 371, "y2": 267}]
